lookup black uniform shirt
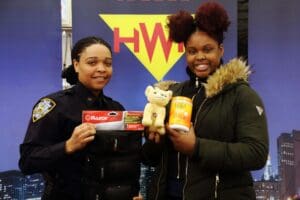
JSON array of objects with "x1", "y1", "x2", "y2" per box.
[{"x1": 19, "y1": 82, "x2": 124, "y2": 199}]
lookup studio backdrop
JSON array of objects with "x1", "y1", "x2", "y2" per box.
[
  {"x1": 0, "y1": 0, "x2": 61, "y2": 173},
  {"x1": 1, "y1": 0, "x2": 300, "y2": 199},
  {"x1": 72, "y1": 0, "x2": 237, "y2": 110}
]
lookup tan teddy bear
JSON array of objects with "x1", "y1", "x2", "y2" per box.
[{"x1": 142, "y1": 85, "x2": 173, "y2": 135}]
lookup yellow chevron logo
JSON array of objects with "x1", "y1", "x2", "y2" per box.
[{"x1": 99, "y1": 14, "x2": 184, "y2": 81}]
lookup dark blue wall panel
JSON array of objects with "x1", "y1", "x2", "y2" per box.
[{"x1": 0, "y1": 0, "x2": 61, "y2": 171}]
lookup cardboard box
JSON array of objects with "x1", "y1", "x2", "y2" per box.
[{"x1": 82, "y1": 111, "x2": 144, "y2": 131}]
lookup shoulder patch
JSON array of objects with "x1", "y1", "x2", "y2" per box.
[{"x1": 32, "y1": 98, "x2": 56, "y2": 122}]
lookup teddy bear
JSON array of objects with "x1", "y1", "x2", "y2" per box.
[{"x1": 142, "y1": 85, "x2": 173, "y2": 135}]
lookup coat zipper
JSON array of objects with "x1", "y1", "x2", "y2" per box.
[
  {"x1": 176, "y1": 152, "x2": 180, "y2": 179},
  {"x1": 182, "y1": 157, "x2": 189, "y2": 200},
  {"x1": 154, "y1": 152, "x2": 164, "y2": 200},
  {"x1": 193, "y1": 78, "x2": 205, "y2": 123},
  {"x1": 215, "y1": 174, "x2": 219, "y2": 199},
  {"x1": 194, "y1": 98, "x2": 208, "y2": 126},
  {"x1": 168, "y1": 80, "x2": 206, "y2": 199},
  {"x1": 181, "y1": 100, "x2": 205, "y2": 200},
  {"x1": 194, "y1": 99, "x2": 220, "y2": 199},
  {"x1": 195, "y1": 77, "x2": 199, "y2": 88},
  {"x1": 193, "y1": 86, "x2": 214, "y2": 199}
]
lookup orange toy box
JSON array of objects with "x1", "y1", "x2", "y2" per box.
[{"x1": 82, "y1": 111, "x2": 144, "y2": 131}]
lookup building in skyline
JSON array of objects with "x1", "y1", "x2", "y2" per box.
[
  {"x1": 264, "y1": 155, "x2": 275, "y2": 181},
  {"x1": 0, "y1": 170, "x2": 24, "y2": 199},
  {"x1": 0, "y1": 170, "x2": 43, "y2": 200},
  {"x1": 254, "y1": 130, "x2": 300, "y2": 200},
  {"x1": 254, "y1": 155, "x2": 280, "y2": 200},
  {"x1": 254, "y1": 179, "x2": 280, "y2": 200},
  {"x1": 140, "y1": 164, "x2": 155, "y2": 200},
  {"x1": 23, "y1": 174, "x2": 44, "y2": 199},
  {"x1": 1, "y1": 167, "x2": 153, "y2": 200},
  {"x1": 277, "y1": 130, "x2": 300, "y2": 199}
]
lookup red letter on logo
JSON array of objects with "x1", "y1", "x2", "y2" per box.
[
  {"x1": 139, "y1": 23, "x2": 173, "y2": 62},
  {"x1": 114, "y1": 28, "x2": 139, "y2": 53}
]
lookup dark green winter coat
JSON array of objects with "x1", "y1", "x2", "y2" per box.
[{"x1": 142, "y1": 58, "x2": 269, "y2": 200}]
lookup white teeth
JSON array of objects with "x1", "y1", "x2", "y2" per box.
[
  {"x1": 94, "y1": 77, "x2": 105, "y2": 80},
  {"x1": 195, "y1": 64, "x2": 208, "y2": 71}
]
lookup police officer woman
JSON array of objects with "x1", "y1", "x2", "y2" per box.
[{"x1": 19, "y1": 36, "x2": 142, "y2": 200}]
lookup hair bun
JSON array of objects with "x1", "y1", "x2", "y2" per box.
[
  {"x1": 61, "y1": 64, "x2": 78, "y2": 85},
  {"x1": 167, "y1": 10, "x2": 195, "y2": 43},
  {"x1": 195, "y1": 2, "x2": 230, "y2": 43}
]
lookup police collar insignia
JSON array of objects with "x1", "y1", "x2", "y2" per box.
[{"x1": 32, "y1": 98, "x2": 56, "y2": 122}]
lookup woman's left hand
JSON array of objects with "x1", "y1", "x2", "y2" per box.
[{"x1": 166, "y1": 123, "x2": 196, "y2": 156}]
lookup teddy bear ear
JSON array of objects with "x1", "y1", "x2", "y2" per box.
[{"x1": 145, "y1": 85, "x2": 153, "y2": 96}]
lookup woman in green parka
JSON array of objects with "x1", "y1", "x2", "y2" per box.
[{"x1": 141, "y1": 2, "x2": 269, "y2": 200}]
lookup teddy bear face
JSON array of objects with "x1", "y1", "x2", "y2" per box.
[{"x1": 145, "y1": 86, "x2": 173, "y2": 106}]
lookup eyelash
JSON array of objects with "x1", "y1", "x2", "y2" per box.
[
  {"x1": 87, "y1": 61, "x2": 112, "y2": 67},
  {"x1": 204, "y1": 48, "x2": 213, "y2": 53},
  {"x1": 188, "y1": 48, "x2": 213, "y2": 55}
]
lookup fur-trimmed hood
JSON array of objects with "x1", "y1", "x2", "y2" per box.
[
  {"x1": 204, "y1": 58, "x2": 251, "y2": 98},
  {"x1": 154, "y1": 58, "x2": 251, "y2": 98}
]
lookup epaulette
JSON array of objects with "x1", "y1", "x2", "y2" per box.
[
  {"x1": 60, "y1": 87, "x2": 75, "y2": 96},
  {"x1": 103, "y1": 94, "x2": 112, "y2": 101}
]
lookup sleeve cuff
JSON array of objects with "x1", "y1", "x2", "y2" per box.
[{"x1": 50, "y1": 141, "x2": 68, "y2": 161}]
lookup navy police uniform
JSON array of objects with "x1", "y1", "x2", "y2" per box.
[{"x1": 19, "y1": 82, "x2": 141, "y2": 200}]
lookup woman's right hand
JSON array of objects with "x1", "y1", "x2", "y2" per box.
[{"x1": 65, "y1": 123, "x2": 96, "y2": 154}]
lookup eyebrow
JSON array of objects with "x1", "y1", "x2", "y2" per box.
[
  {"x1": 85, "y1": 56, "x2": 112, "y2": 61},
  {"x1": 186, "y1": 43, "x2": 215, "y2": 49}
]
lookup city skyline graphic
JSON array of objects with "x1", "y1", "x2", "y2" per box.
[{"x1": 1, "y1": 130, "x2": 300, "y2": 199}]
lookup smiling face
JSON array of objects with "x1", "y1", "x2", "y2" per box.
[
  {"x1": 185, "y1": 30, "x2": 224, "y2": 78},
  {"x1": 74, "y1": 43, "x2": 112, "y2": 96}
]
